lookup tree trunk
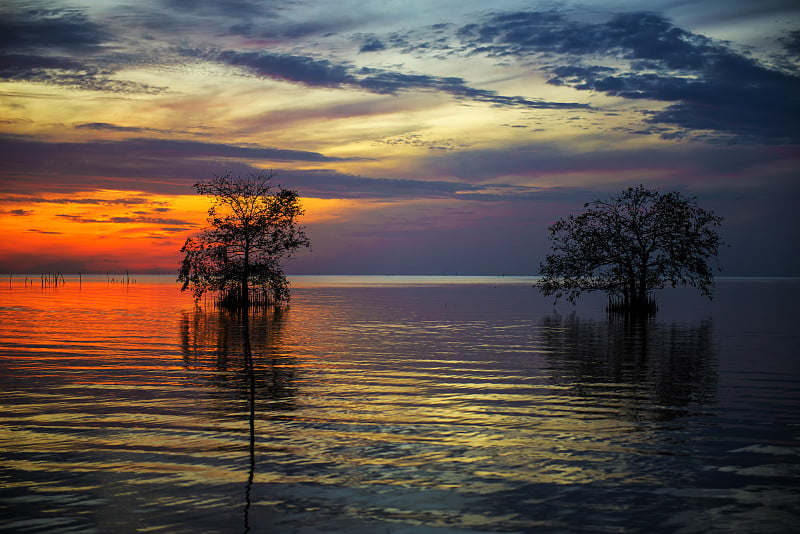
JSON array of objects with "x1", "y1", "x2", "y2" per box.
[
  {"x1": 627, "y1": 278, "x2": 636, "y2": 310},
  {"x1": 241, "y1": 243, "x2": 250, "y2": 309},
  {"x1": 636, "y1": 258, "x2": 649, "y2": 313}
]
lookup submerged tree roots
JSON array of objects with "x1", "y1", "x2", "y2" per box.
[
  {"x1": 605, "y1": 295, "x2": 659, "y2": 315},
  {"x1": 215, "y1": 288, "x2": 280, "y2": 310}
]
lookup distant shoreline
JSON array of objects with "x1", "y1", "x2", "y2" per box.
[{"x1": 3, "y1": 273, "x2": 800, "y2": 283}]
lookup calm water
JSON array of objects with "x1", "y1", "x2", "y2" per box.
[{"x1": 1, "y1": 275, "x2": 799, "y2": 533}]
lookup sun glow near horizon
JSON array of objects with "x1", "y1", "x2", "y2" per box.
[{"x1": 0, "y1": 189, "x2": 363, "y2": 273}]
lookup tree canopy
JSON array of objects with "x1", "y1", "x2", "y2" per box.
[
  {"x1": 178, "y1": 172, "x2": 310, "y2": 308},
  {"x1": 538, "y1": 185, "x2": 724, "y2": 313}
]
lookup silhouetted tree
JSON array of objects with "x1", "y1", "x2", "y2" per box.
[
  {"x1": 178, "y1": 172, "x2": 310, "y2": 308},
  {"x1": 538, "y1": 185, "x2": 723, "y2": 313}
]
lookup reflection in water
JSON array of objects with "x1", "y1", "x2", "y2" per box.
[
  {"x1": 180, "y1": 306, "x2": 292, "y2": 532},
  {"x1": 541, "y1": 313, "x2": 717, "y2": 420},
  {"x1": 180, "y1": 306, "x2": 296, "y2": 412},
  {"x1": 243, "y1": 312, "x2": 256, "y2": 534},
  {"x1": 2, "y1": 278, "x2": 798, "y2": 533}
]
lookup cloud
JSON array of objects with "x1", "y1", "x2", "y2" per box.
[
  {"x1": 0, "y1": 58, "x2": 165, "y2": 93},
  {"x1": 0, "y1": 195, "x2": 165, "y2": 207},
  {"x1": 75, "y1": 123, "x2": 169, "y2": 134},
  {"x1": 130, "y1": 0, "x2": 338, "y2": 41},
  {"x1": 356, "y1": 68, "x2": 590, "y2": 109},
  {"x1": 0, "y1": 134, "x2": 366, "y2": 194},
  {"x1": 66, "y1": 137, "x2": 359, "y2": 162},
  {"x1": 375, "y1": 10, "x2": 800, "y2": 142},
  {"x1": 0, "y1": 7, "x2": 108, "y2": 53},
  {"x1": 358, "y1": 35, "x2": 386, "y2": 53},
  {"x1": 4, "y1": 136, "x2": 793, "y2": 205},
  {"x1": 375, "y1": 133, "x2": 467, "y2": 151},
  {"x1": 0, "y1": 133, "x2": 523, "y2": 199},
  {"x1": 448, "y1": 10, "x2": 800, "y2": 142},
  {"x1": 783, "y1": 30, "x2": 800, "y2": 57},
  {"x1": 0, "y1": 51, "x2": 164, "y2": 94},
  {"x1": 0, "y1": 7, "x2": 165, "y2": 94},
  {"x1": 201, "y1": 48, "x2": 589, "y2": 110},
  {"x1": 265, "y1": 167, "x2": 562, "y2": 202},
  {"x1": 409, "y1": 137, "x2": 800, "y2": 188},
  {"x1": 214, "y1": 49, "x2": 354, "y2": 87},
  {"x1": 56, "y1": 213, "x2": 194, "y2": 226},
  {"x1": 3, "y1": 208, "x2": 33, "y2": 216},
  {"x1": 160, "y1": 0, "x2": 275, "y2": 17},
  {"x1": 0, "y1": 63, "x2": 165, "y2": 93}
]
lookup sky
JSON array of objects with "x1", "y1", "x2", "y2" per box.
[{"x1": 1, "y1": 0, "x2": 798, "y2": 276}]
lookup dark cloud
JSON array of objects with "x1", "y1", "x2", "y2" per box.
[
  {"x1": 780, "y1": 29, "x2": 800, "y2": 57},
  {"x1": 357, "y1": 35, "x2": 386, "y2": 53},
  {"x1": 0, "y1": 134, "x2": 368, "y2": 195},
  {"x1": 203, "y1": 48, "x2": 589, "y2": 110},
  {"x1": 0, "y1": 135, "x2": 360, "y2": 187},
  {"x1": 4, "y1": 135, "x2": 794, "y2": 205},
  {"x1": 449, "y1": 10, "x2": 800, "y2": 142},
  {"x1": 457, "y1": 10, "x2": 596, "y2": 56},
  {"x1": 56, "y1": 213, "x2": 193, "y2": 226},
  {"x1": 412, "y1": 138, "x2": 800, "y2": 187},
  {"x1": 130, "y1": 0, "x2": 343, "y2": 40},
  {"x1": 0, "y1": 62, "x2": 165, "y2": 93},
  {"x1": 160, "y1": 0, "x2": 275, "y2": 17},
  {"x1": 276, "y1": 168, "x2": 470, "y2": 199},
  {"x1": 0, "y1": 51, "x2": 165, "y2": 94},
  {"x1": 0, "y1": 8, "x2": 164, "y2": 93},
  {"x1": 0, "y1": 132, "x2": 536, "y2": 200},
  {"x1": 214, "y1": 49, "x2": 354, "y2": 87},
  {"x1": 6, "y1": 208, "x2": 33, "y2": 216},
  {"x1": 75, "y1": 123, "x2": 168, "y2": 134},
  {"x1": 90, "y1": 137, "x2": 359, "y2": 162},
  {"x1": 0, "y1": 196, "x2": 164, "y2": 206},
  {"x1": 0, "y1": 54, "x2": 83, "y2": 72},
  {"x1": 0, "y1": 8, "x2": 108, "y2": 53},
  {"x1": 269, "y1": 168, "x2": 555, "y2": 202},
  {"x1": 357, "y1": 68, "x2": 589, "y2": 109}
]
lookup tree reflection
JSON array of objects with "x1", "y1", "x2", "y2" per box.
[
  {"x1": 179, "y1": 306, "x2": 295, "y2": 533},
  {"x1": 179, "y1": 306, "x2": 297, "y2": 412},
  {"x1": 540, "y1": 314, "x2": 717, "y2": 421}
]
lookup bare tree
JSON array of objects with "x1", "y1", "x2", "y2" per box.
[
  {"x1": 178, "y1": 172, "x2": 310, "y2": 308},
  {"x1": 538, "y1": 185, "x2": 724, "y2": 313}
]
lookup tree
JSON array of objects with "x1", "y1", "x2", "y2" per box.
[
  {"x1": 178, "y1": 172, "x2": 310, "y2": 308},
  {"x1": 538, "y1": 185, "x2": 724, "y2": 313}
]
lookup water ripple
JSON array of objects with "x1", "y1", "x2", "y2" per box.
[{"x1": 1, "y1": 278, "x2": 799, "y2": 533}]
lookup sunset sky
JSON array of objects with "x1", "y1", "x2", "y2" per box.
[{"x1": 1, "y1": 0, "x2": 798, "y2": 275}]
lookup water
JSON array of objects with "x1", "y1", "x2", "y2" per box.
[{"x1": 1, "y1": 275, "x2": 799, "y2": 533}]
